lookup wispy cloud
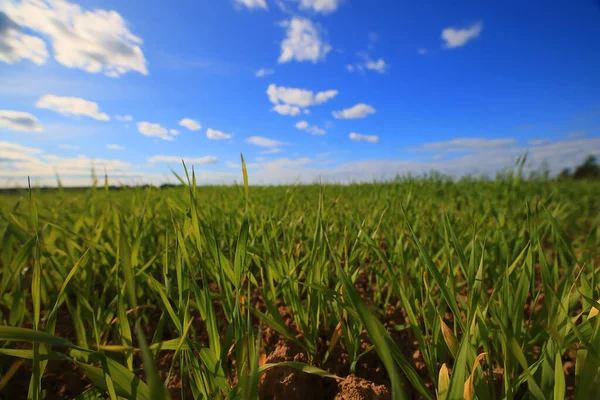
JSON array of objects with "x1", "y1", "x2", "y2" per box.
[
  {"x1": 106, "y1": 144, "x2": 125, "y2": 150},
  {"x1": 0, "y1": 110, "x2": 43, "y2": 132},
  {"x1": 179, "y1": 118, "x2": 201, "y2": 131},
  {"x1": 299, "y1": 0, "x2": 341, "y2": 14},
  {"x1": 36, "y1": 95, "x2": 109, "y2": 121},
  {"x1": 255, "y1": 68, "x2": 274, "y2": 77},
  {"x1": 349, "y1": 132, "x2": 379, "y2": 143},
  {"x1": 234, "y1": 0, "x2": 267, "y2": 10},
  {"x1": 137, "y1": 122, "x2": 178, "y2": 141},
  {"x1": 206, "y1": 128, "x2": 232, "y2": 140},
  {"x1": 442, "y1": 22, "x2": 483, "y2": 49},
  {"x1": 59, "y1": 144, "x2": 79, "y2": 150},
  {"x1": 333, "y1": 103, "x2": 376, "y2": 119},
  {"x1": 295, "y1": 120, "x2": 326, "y2": 135},
  {"x1": 247, "y1": 136, "x2": 284, "y2": 147},
  {"x1": 411, "y1": 137, "x2": 516, "y2": 152},
  {"x1": 147, "y1": 155, "x2": 218, "y2": 164}
]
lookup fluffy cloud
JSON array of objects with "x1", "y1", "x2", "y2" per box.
[
  {"x1": 267, "y1": 84, "x2": 337, "y2": 107},
  {"x1": 412, "y1": 138, "x2": 516, "y2": 152},
  {"x1": 299, "y1": 0, "x2": 340, "y2": 14},
  {"x1": 272, "y1": 104, "x2": 301, "y2": 116},
  {"x1": 332, "y1": 103, "x2": 376, "y2": 119},
  {"x1": 267, "y1": 84, "x2": 337, "y2": 116},
  {"x1": 2, "y1": 0, "x2": 148, "y2": 77},
  {"x1": 0, "y1": 110, "x2": 43, "y2": 132},
  {"x1": 0, "y1": 11, "x2": 49, "y2": 65},
  {"x1": 106, "y1": 144, "x2": 124, "y2": 150},
  {"x1": 206, "y1": 128, "x2": 232, "y2": 140},
  {"x1": 35, "y1": 95, "x2": 109, "y2": 121},
  {"x1": 169, "y1": 129, "x2": 179, "y2": 135},
  {"x1": 365, "y1": 58, "x2": 387, "y2": 73},
  {"x1": 137, "y1": 122, "x2": 178, "y2": 141},
  {"x1": 246, "y1": 136, "x2": 284, "y2": 147},
  {"x1": 442, "y1": 22, "x2": 483, "y2": 49},
  {"x1": 147, "y1": 155, "x2": 218, "y2": 164},
  {"x1": 115, "y1": 115, "x2": 133, "y2": 122},
  {"x1": 255, "y1": 68, "x2": 274, "y2": 77},
  {"x1": 278, "y1": 17, "x2": 331, "y2": 63},
  {"x1": 234, "y1": 0, "x2": 267, "y2": 10},
  {"x1": 295, "y1": 120, "x2": 326, "y2": 135},
  {"x1": 349, "y1": 132, "x2": 379, "y2": 143},
  {"x1": 179, "y1": 118, "x2": 201, "y2": 131}
]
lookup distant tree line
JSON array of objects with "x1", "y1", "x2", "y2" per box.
[{"x1": 558, "y1": 155, "x2": 600, "y2": 180}]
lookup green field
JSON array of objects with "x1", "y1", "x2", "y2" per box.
[{"x1": 0, "y1": 164, "x2": 599, "y2": 399}]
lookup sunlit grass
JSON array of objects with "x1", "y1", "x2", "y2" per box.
[{"x1": 0, "y1": 159, "x2": 599, "y2": 399}]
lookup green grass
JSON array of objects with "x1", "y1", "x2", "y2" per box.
[{"x1": 0, "y1": 164, "x2": 599, "y2": 399}]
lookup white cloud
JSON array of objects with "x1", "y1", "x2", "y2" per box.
[
  {"x1": 3, "y1": 138, "x2": 599, "y2": 187},
  {"x1": 418, "y1": 48, "x2": 428, "y2": 55},
  {"x1": 412, "y1": 137, "x2": 517, "y2": 152},
  {"x1": 59, "y1": 143, "x2": 79, "y2": 150},
  {"x1": 35, "y1": 95, "x2": 109, "y2": 121},
  {"x1": 2, "y1": 0, "x2": 148, "y2": 77},
  {"x1": 0, "y1": 141, "x2": 42, "y2": 163},
  {"x1": 255, "y1": 68, "x2": 274, "y2": 77},
  {"x1": 0, "y1": 11, "x2": 49, "y2": 65},
  {"x1": 267, "y1": 84, "x2": 338, "y2": 116},
  {"x1": 246, "y1": 136, "x2": 284, "y2": 147},
  {"x1": 106, "y1": 144, "x2": 124, "y2": 150},
  {"x1": 0, "y1": 110, "x2": 43, "y2": 132},
  {"x1": 527, "y1": 139, "x2": 550, "y2": 146},
  {"x1": 332, "y1": 103, "x2": 376, "y2": 119},
  {"x1": 137, "y1": 122, "x2": 177, "y2": 141},
  {"x1": 234, "y1": 0, "x2": 267, "y2": 10},
  {"x1": 314, "y1": 89, "x2": 338, "y2": 104},
  {"x1": 295, "y1": 121, "x2": 308, "y2": 129},
  {"x1": 147, "y1": 155, "x2": 218, "y2": 164},
  {"x1": 365, "y1": 58, "x2": 387, "y2": 73},
  {"x1": 115, "y1": 114, "x2": 133, "y2": 122},
  {"x1": 179, "y1": 118, "x2": 201, "y2": 131},
  {"x1": 349, "y1": 132, "x2": 379, "y2": 143},
  {"x1": 206, "y1": 128, "x2": 232, "y2": 140},
  {"x1": 278, "y1": 17, "x2": 331, "y2": 64},
  {"x1": 345, "y1": 64, "x2": 355, "y2": 72},
  {"x1": 295, "y1": 120, "x2": 326, "y2": 135},
  {"x1": 260, "y1": 147, "x2": 282, "y2": 154},
  {"x1": 272, "y1": 104, "x2": 302, "y2": 116},
  {"x1": 442, "y1": 22, "x2": 483, "y2": 49},
  {"x1": 299, "y1": 0, "x2": 340, "y2": 14},
  {"x1": 0, "y1": 141, "x2": 147, "y2": 183}
]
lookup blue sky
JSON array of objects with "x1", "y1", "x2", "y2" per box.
[{"x1": 1, "y1": 0, "x2": 599, "y2": 186}]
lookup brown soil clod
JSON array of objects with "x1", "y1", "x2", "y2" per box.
[
  {"x1": 259, "y1": 341, "x2": 337, "y2": 400},
  {"x1": 334, "y1": 375, "x2": 391, "y2": 400}
]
